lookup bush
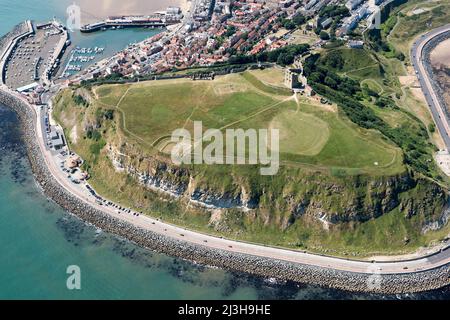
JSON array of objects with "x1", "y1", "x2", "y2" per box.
[
  {"x1": 320, "y1": 31, "x2": 330, "y2": 40},
  {"x1": 86, "y1": 129, "x2": 101, "y2": 141},
  {"x1": 303, "y1": 54, "x2": 436, "y2": 177},
  {"x1": 319, "y1": 5, "x2": 349, "y2": 19},
  {"x1": 428, "y1": 123, "x2": 436, "y2": 133},
  {"x1": 103, "y1": 109, "x2": 114, "y2": 120},
  {"x1": 293, "y1": 13, "x2": 306, "y2": 26},
  {"x1": 321, "y1": 50, "x2": 344, "y2": 69},
  {"x1": 73, "y1": 94, "x2": 88, "y2": 106},
  {"x1": 89, "y1": 140, "x2": 106, "y2": 157}
]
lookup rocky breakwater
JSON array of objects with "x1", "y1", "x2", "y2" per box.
[
  {"x1": 1, "y1": 89, "x2": 450, "y2": 293},
  {"x1": 0, "y1": 21, "x2": 28, "y2": 57}
]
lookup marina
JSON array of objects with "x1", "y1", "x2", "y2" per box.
[
  {"x1": 61, "y1": 46, "x2": 105, "y2": 78},
  {"x1": 2, "y1": 0, "x2": 450, "y2": 302}
]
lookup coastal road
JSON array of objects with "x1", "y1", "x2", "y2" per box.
[
  {"x1": 10, "y1": 81, "x2": 448, "y2": 276},
  {"x1": 28, "y1": 117, "x2": 450, "y2": 276},
  {"x1": 411, "y1": 23, "x2": 450, "y2": 150},
  {"x1": 4, "y1": 23, "x2": 450, "y2": 278}
]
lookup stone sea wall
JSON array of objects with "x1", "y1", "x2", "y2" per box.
[{"x1": 0, "y1": 88, "x2": 449, "y2": 294}]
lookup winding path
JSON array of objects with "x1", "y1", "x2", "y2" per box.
[{"x1": 2, "y1": 26, "x2": 450, "y2": 281}]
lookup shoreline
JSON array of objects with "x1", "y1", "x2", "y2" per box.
[
  {"x1": 77, "y1": 0, "x2": 190, "y2": 24},
  {"x1": 422, "y1": 29, "x2": 450, "y2": 121},
  {"x1": 0, "y1": 88, "x2": 450, "y2": 294},
  {"x1": 430, "y1": 38, "x2": 450, "y2": 67}
]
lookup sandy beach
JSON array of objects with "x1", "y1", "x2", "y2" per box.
[
  {"x1": 430, "y1": 37, "x2": 450, "y2": 113},
  {"x1": 431, "y1": 38, "x2": 450, "y2": 67},
  {"x1": 77, "y1": 0, "x2": 189, "y2": 23}
]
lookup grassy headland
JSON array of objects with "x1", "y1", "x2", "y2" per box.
[
  {"x1": 50, "y1": 0, "x2": 450, "y2": 257},
  {"x1": 52, "y1": 66, "x2": 449, "y2": 257}
]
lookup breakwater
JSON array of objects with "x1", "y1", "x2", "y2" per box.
[
  {"x1": 0, "y1": 21, "x2": 33, "y2": 84},
  {"x1": 0, "y1": 88, "x2": 449, "y2": 294}
]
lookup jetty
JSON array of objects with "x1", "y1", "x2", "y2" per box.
[{"x1": 80, "y1": 8, "x2": 183, "y2": 33}]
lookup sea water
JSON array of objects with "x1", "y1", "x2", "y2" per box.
[{"x1": 0, "y1": 0, "x2": 449, "y2": 299}]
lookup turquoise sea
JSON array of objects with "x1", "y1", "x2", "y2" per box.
[{"x1": 0, "y1": 0, "x2": 449, "y2": 299}]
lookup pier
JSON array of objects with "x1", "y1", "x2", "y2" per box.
[
  {"x1": 42, "y1": 21, "x2": 69, "y2": 85},
  {"x1": 80, "y1": 16, "x2": 176, "y2": 33},
  {"x1": 80, "y1": 8, "x2": 183, "y2": 33},
  {"x1": 0, "y1": 20, "x2": 34, "y2": 85},
  {"x1": 2, "y1": 20, "x2": 69, "y2": 90}
]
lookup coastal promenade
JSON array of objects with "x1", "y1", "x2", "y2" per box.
[
  {"x1": 1, "y1": 23, "x2": 450, "y2": 292},
  {"x1": 22, "y1": 83, "x2": 450, "y2": 276},
  {"x1": 2, "y1": 77, "x2": 450, "y2": 293}
]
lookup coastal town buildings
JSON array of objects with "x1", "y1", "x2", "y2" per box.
[
  {"x1": 105, "y1": 0, "x2": 308, "y2": 77},
  {"x1": 94, "y1": 0, "x2": 391, "y2": 79}
]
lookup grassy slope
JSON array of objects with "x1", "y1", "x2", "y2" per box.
[
  {"x1": 378, "y1": 0, "x2": 450, "y2": 161},
  {"x1": 389, "y1": 0, "x2": 450, "y2": 58},
  {"x1": 51, "y1": 5, "x2": 450, "y2": 255},
  {"x1": 384, "y1": 0, "x2": 450, "y2": 151},
  {"x1": 247, "y1": 67, "x2": 287, "y2": 89},
  {"x1": 51, "y1": 68, "x2": 450, "y2": 257},
  {"x1": 271, "y1": 109, "x2": 330, "y2": 156},
  {"x1": 317, "y1": 37, "x2": 445, "y2": 177}
]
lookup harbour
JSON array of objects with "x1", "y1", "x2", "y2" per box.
[
  {"x1": 1, "y1": 19, "x2": 69, "y2": 90},
  {"x1": 61, "y1": 46, "x2": 105, "y2": 78},
  {"x1": 1, "y1": 0, "x2": 450, "y2": 300},
  {"x1": 0, "y1": 20, "x2": 162, "y2": 85},
  {"x1": 80, "y1": 7, "x2": 183, "y2": 33}
]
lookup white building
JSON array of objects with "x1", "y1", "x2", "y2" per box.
[
  {"x1": 348, "y1": 40, "x2": 364, "y2": 49},
  {"x1": 346, "y1": 0, "x2": 364, "y2": 11}
]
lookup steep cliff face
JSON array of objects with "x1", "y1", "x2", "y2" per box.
[
  {"x1": 108, "y1": 144, "x2": 255, "y2": 209},
  {"x1": 106, "y1": 143, "x2": 449, "y2": 233},
  {"x1": 51, "y1": 85, "x2": 450, "y2": 253}
]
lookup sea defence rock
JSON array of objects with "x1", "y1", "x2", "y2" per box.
[
  {"x1": 0, "y1": 88, "x2": 449, "y2": 294},
  {"x1": 0, "y1": 22, "x2": 28, "y2": 57}
]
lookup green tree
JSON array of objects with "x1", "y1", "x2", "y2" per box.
[
  {"x1": 320, "y1": 31, "x2": 330, "y2": 40},
  {"x1": 428, "y1": 123, "x2": 436, "y2": 133}
]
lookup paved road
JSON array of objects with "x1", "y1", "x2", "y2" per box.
[
  {"x1": 4, "y1": 24, "x2": 450, "y2": 277},
  {"x1": 411, "y1": 23, "x2": 450, "y2": 150},
  {"x1": 28, "y1": 125, "x2": 450, "y2": 275},
  {"x1": 11, "y1": 84, "x2": 448, "y2": 276}
]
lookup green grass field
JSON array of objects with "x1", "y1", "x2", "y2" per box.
[
  {"x1": 86, "y1": 72, "x2": 405, "y2": 175},
  {"x1": 48, "y1": 1, "x2": 450, "y2": 259},
  {"x1": 51, "y1": 66, "x2": 450, "y2": 257},
  {"x1": 247, "y1": 67, "x2": 287, "y2": 89},
  {"x1": 270, "y1": 110, "x2": 330, "y2": 156}
]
